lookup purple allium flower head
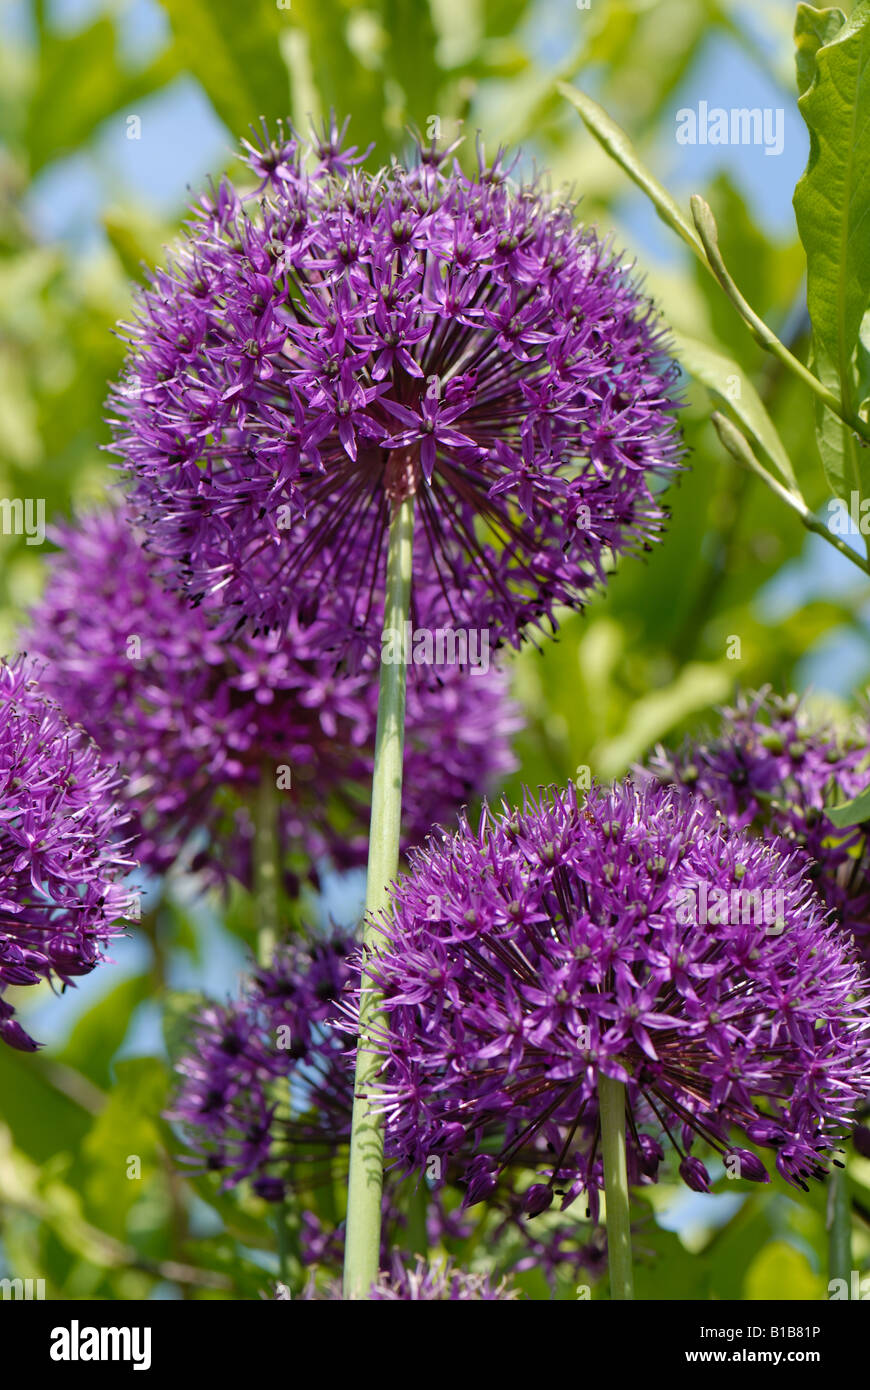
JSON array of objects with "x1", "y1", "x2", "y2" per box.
[
  {"x1": 170, "y1": 929, "x2": 462, "y2": 1271},
  {"x1": 23, "y1": 503, "x2": 520, "y2": 886},
  {"x1": 346, "y1": 780, "x2": 870, "y2": 1211},
  {"x1": 168, "y1": 929, "x2": 357, "y2": 1199},
  {"x1": 108, "y1": 117, "x2": 683, "y2": 650},
  {"x1": 298, "y1": 1253, "x2": 520, "y2": 1300},
  {"x1": 644, "y1": 689, "x2": 870, "y2": 964},
  {"x1": 171, "y1": 928, "x2": 588, "y2": 1282},
  {"x1": 0, "y1": 657, "x2": 135, "y2": 1049}
]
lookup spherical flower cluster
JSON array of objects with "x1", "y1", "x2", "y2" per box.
[
  {"x1": 350, "y1": 779, "x2": 870, "y2": 1214},
  {"x1": 170, "y1": 929, "x2": 595, "y2": 1282},
  {"x1": 644, "y1": 689, "x2": 870, "y2": 964},
  {"x1": 170, "y1": 929, "x2": 467, "y2": 1270},
  {"x1": 23, "y1": 504, "x2": 520, "y2": 886},
  {"x1": 0, "y1": 657, "x2": 134, "y2": 1050},
  {"x1": 109, "y1": 117, "x2": 683, "y2": 649},
  {"x1": 168, "y1": 928, "x2": 357, "y2": 1205},
  {"x1": 296, "y1": 1253, "x2": 520, "y2": 1300}
]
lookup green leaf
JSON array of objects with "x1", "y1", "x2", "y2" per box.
[
  {"x1": 557, "y1": 84, "x2": 705, "y2": 259},
  {"x1": 58, "y1": 973, "x2": 153, "y2": 1089},
  {"x1": 809, "y1": 348, "x2": 866, "y2": 504},
  {"x1": 81, "y1": 1058, "x2": 169, "y2": 1238},
  {"x1": 672, "y1": 330, "x2": 798, "y2": 490},
  {"x1": 160, "y1": 895, "x2": 202, "y2": 962},
  {"x1": 160, "y1": 0, "x2": 292, "y2": 137},
  {"x1": 855, "y1": 307, "x2": 870, "y2": 414},
  {"x1": 183, "y1": 1170, "x2": 284, "y2": 1251},
  {"x1": 794, "y1": 4, "x2": 846, "y2": 97},
  {"x1": 631, "y1": 1205, "x2": 712, "y2": 1300},
  {"x1": 102, "y1": 209, "x2": 168, "y2": 285},
  {"x1": 744, "y1": 1240, "x2": 825, "y2": 1300},
  {"x1": 793, "y1": 2, "x2": 870, "y2": 503},
  {"x1": 706, "y1": 1193, "x2": 778, "y2": 1301},
  {"x1": 162, "y1": 988, "x2": 206, "y2": 1067},
  {"x1": 584, "y1": 0, "x2": 725, "y2": 129},
  {"x1": 0, "y1": 1047, "x2": 90, "y2": 1162},
  {"x1": 826, "y1": 782, "x2": 870, "y2": 827},
  {"x1": 381, "y1": 0, "x2": 441, "y2": 129},
  {"x1": 283, "y1": 0, "x2": 439, "y2": 155},
  {"x1": 591, "y1": 660, "x2": 733, "y2": 778}
]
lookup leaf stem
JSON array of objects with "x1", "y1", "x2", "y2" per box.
[
  {"x1": 711, "y1": 412, "x2": 870, "y2": 578},
  {"x1": 557, "y1": 85, "x2": 706, "y2": 259},
  {"x1": 598, "y1": 1072, "x2": 634, "y2": 1300},
  {"x1": 557, "y1": 86, "x2": 870, "y2": 449},
  {"x1": 691, "y1": 197, "x2": 870, "y2": 443},
  {"x1": 343, "y1": 493, "x2": 415, "y2": 1300}
]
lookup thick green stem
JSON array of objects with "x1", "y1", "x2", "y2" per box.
[
  {"x1": 253, "y1": 769, "x2": 301, "y2": 1283},
  {"x1": 598, "y1": 1072, "x2": 634, "y2": 1300},
  {"x1": 254, "y1": 767, "x2": 281, "y2": 966},
  {"x1": 827, "y1": 1165, "x2": 851, "y2": 1289},
  {"x1": 277, "y1": 1201, "x2": 289, "y2": 1284},
  {"x1": 343, "y1": 494, "x2": 415, "y2": 1300}
]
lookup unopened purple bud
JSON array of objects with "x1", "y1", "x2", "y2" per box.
[
  {"x1": 464, "y1": 1158, "x2": 498, "y2": 1206},
  {"x1": 522, "y1": 1184, "x2": 554, "y2": 1217},
  {"x1": 727, "y1": 1148, "x2": 769, "y2": 1183},
  {"x1": 852, "y1": 1124, "x2": 870, "y2": 1159},
  {"x1": 0, "y1": 960, "x2": 41, "y2": 987},
  {"x1": 47, "y1": 936, "x2": 95, "y2": 975},
  {"x1": 0, "y1": 1019, "x2": 41, "y2": 1051},
  {"x1": 679, "y1": 1155, "x2": 711, "y2": 1192},
  {"x1": 252, "y1": 1175, "x2": 287, "y2": 1203},
  {"x1": 638, "y1": 1133, "x2": 664, "y2": 1177},
  {"x1": 435, "y1": 1122, "x2": 466, "y2": 1153},
  {"x1": 746, "y1": 1119, "x2": 785, "y2": 1148}
]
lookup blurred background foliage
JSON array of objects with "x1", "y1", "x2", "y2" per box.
[{"x1": 1, "y1": 0, "x2": 868, "y2": 1300}]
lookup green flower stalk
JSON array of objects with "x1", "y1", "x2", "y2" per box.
[
  {"x1": 343, "y1": 496, "x2": 415, "y2": 1299},
  {"x1": 598, "y1": 1074, "x2": 635, "y2": 1300}
]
